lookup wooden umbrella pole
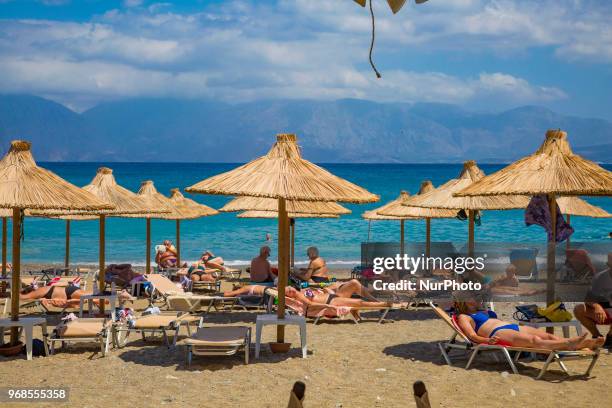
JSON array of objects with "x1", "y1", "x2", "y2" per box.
[
  {"x1": 425, "y1": 218, "x2": 431, "y2": 273},
  {"x1": 277, "y1": 197, "x2": 289, "y2": 343},
  {"x1": 566, "y1": 214, "x2": 571, "y2": 251},
  {"x1": 10, "y1": 208, "x2": 21, "y2": 343},
  {"x1": 546, "y1": 194, "x2": 558, "y2": 335},
  {"x1": 290, "y1": 219, "x2": 295, "y2": 270},
  {"x1": 98, "y1": 215, "x2": 106, "y2": 309},
  {"x1": 146, "y1": 218, "x2": 151, "y2": 274},
  {"x1": 1, "y1": 217, "x2": 6, "y2": 278},
  {"x1": 65, "y1": 219, "x2": 71, "y2": 270},
  {"x1": 468, "y1": 210, "x2": 475, "y2": 259},
  {"x1": 547, "y1": 194, "x2": 557, "y2": 306},
  {"x1": 176, "y1": 219, "x2": 181, "y2": 266},
  {"x1": 400, "y1": 219, "x2": 405, "y2": 257}
]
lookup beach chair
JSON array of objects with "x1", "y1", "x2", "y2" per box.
[
  {"x1": 166, "y1": 294, "x2": 239, "y2": 314},
  {"x1": 183, "y1": 326, "x2": 251, "y2": 366},
  {"x1": 430, "y1": 303, "x2": 601, "y2": 380},
  {"x1": 564, "y1": 249, "x2": 596, "y2": 282},
  {"x1": 509, "y1": 248, "x2": 538, "y2": 280},
  {"x1": 145, "y1": 273, "x2": 188, "y2": 306},
  {"x1": 114, "y1": 311, "x2": 203, "y2": 348},
  {"x1": 48, "y1": 317, "x2": 114, "y2": 356}
]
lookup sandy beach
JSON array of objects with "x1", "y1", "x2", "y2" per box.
[{"x1": 1, "y1": 266, "x2": 610, "y2": 408}]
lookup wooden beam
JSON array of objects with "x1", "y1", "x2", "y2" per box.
[
  {"x1": 65, "y1": 219, "x2": 71, "y2": 270},
  {"x1": 276, "y1": 197, "x2": 289, "y2": 343},
  {"x1": 400, "y1": 219, "x2": 405, "y2": 257},
  {"x1": 176, "y1": 219, "x2": 181, "y2": 265},
  {"x1": 98, "y1": 215, "x2": 106, "y2": 313},
  {"x1": 10, "y1": 208, "x2": 21, "y2": 343},
  {"x1": 146, "y1": 218, "x2": 151, "y2": 274},
  {"x1": 467, "y1": 209, "x2": 475, "y2": 258}
]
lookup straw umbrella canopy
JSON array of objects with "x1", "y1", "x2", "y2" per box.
[
  {"x1": 121, "y1": 180, "x2": 178, "y2": 273},
  {"x1": 164, "y1": 188, "x2": 218, "y2": 265},
  {"x1": 30, "y1": 167, "x2": 163, "y2": 296},
  {"x1": 558, "y1": 196, "x2": 611, "y2": 250},
  {"x1": 362, "y1": 191, "x2": 420, "y2": 256},
  {"x1": 406, "y1": 161, "x2": 529, "y2": 257},
  {"x1": 186, "y1": 133, "x2": 377, "y2": 343},
  {"x1": 377, "y1": 181, "x2": 457, "y2": 261},
  {"x1": 456, "y1": 129, "x2": 612, "y2": 305},
  {"x1": 236, "y1": 202, "x2": 349, "y2": 269},
  {"x1": 0, "y1": 140, "x2": 113, "y2": 343}
]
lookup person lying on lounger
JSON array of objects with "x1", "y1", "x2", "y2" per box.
[
  {"x1": 155, "y1": 240, "x2": 178, "y2": 268},
  {"x1": 488, "y1": 265, "x2": 545, "y2": 296},
  {"x1": 296, "y1": 246, "x2": 330, "y2": 283},
  {"x1": 195, "y1": 250, "x2": 227, "y2": 272},
  {"x1": 454, "y1": 299, "x2": 604, "y2": 350},
  {"x1": 20, "y1": 284, "x2": 133, "y2": 304}
]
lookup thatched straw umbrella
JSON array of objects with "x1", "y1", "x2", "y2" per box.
[
  {"x1": 406, "y1": 161, "x2": 529, "y2": 257},
  {"x1": 557, "y1": 196, "x2": 611, "y2": 250},
  {"x1": 186, "y1": 133, "x2": 377, "y2": 343},
  {"x1": 30, "y1": 167, "x2": 162, "y2": 298},
  {"x1": 162, "y1": 189, "x2": 218, "y2": 265},
  {"x1": 376, "y1": 181, "x2": 456, "y2": 261},
  {"x1": 0, "y1": 141, "x2": 113, "y2": 343},
  {"x1": 235, "y1": 202, "x2": 349, "y2": 268},
  {"x1": 456, "y1": 129, "x2": 612, "y2": 305},
  {"x1": 362, "y1": 191, "x2": 419, "y2": 256},
  {"x1": 121, "y1": 181, "x2": 178, "y2": 273}
]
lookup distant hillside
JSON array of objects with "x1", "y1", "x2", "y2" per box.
[{"x1": 1, "y1": 94, "x2": 611, "y2": 163}]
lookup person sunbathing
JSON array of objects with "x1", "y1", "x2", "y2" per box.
[
  {"x1": 296, "y1": 246, "x2": 330, "y2": 283},
  {"x1": 199, "y1": 250, "x2": 227, "y2": 272},
  {"x1": 155, "y1": 240, "x2": 178, "y2": 268},
  {"x1": 20, "y1": 284, "x2": 133, "y2": 304},
  {"x1": 287, "y1": 286, "x2": 398, "y2": 309},
  {"x1": 223, "y1": 284, "x2": 268, "y2": 297},
  {"x1": 454, "y1": 299, "x2": 604, "y2": 350},
  {"x1": 488, "y1": 265, "x2": 545, "y2": 296}
]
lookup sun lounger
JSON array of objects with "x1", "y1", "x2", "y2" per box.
[
  {"x1": 48, "y1": 317, "x2": 113, "y2": 356},
  {"x1": 114, "y1": 312, "x2": 202, "y2": 348},
  {"x1": 509, "y1": 248, "x2": 538, "y2": 280},
  {"x1": 430, "y1": 303, "x2": 602, "y2": 379},
  {"x1": 183, "y1": 326, "x2": 251, "y2": 366},
  {"x1": 145, "y1": 273, "x2": 188, "y2": 305}
]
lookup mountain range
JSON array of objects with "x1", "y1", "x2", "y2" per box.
[{"x1": 0, "y1": 94, "x2": 611, "y2": 163}]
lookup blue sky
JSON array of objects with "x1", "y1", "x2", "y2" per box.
[{"x1": 0, "y1": 0, "x2": 611, "y2": 121}]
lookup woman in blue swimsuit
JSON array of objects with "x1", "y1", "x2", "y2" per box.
[{"x1": 454, "y1": 299, "x2": 603, "y2": 350}]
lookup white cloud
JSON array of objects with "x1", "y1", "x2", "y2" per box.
[{"x1": 0, "y1": 0, "x2": 605, "y2": 110}]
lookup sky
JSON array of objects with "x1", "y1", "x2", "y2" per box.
[{"x1": 0, "y1": 0, "x2": 611, "y2": 120}]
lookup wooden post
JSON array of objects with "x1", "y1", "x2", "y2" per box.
[
  {"x1": 65, "y1": 219, "x2": 71, "y2": 270},
  {"x1": 1, "y1": 217, "x2": 6, "y2": 278},
  {"x1": 546, "y1": 194, "x2": 557, "y2": 334},
  {"x1": 98, "y1": 215, "x2": 106, "y2": 313},
  {"x1": 176, "y1": 219, "x2": 181, "y2": 266},
  {"x1": 468, "y1": 209, "x2": 475, "y2": 258},
  {"x1": 425, "y1": 218, "x2": 431, "y2": 267},
  {"x1": 277, "y1": 198, "x2": 289, "y2": 343},
  {"x1": 10, "y1": 208, "x2": 21, "y2": 343},
  {"x1": 400, "y1": 219, "x2": 405, "y2": 258},
  {"x1": 146, "y1": 218, "x2": 151, "y2": 274},
  {"x1": 413, "y1": 381, "x2": 431, "y2": 408},
  {"x1": 367, "y1": 220, "x2": 371, "y2": 242},
  {"x1": 565, "y1": 214, "x2": 571, "y2": 251},
  {"x1": 290, "y1": 218, "x2": 295, "y2": 270}
]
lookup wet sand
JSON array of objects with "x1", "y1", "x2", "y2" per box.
[{"x1": 0, "y1": 266, "x2": 609, "y2": 408}]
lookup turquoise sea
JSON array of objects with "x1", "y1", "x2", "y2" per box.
[{"x1": 4, "y1": 162, "x2": 612, "y2": 266}]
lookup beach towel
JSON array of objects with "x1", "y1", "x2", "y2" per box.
[{"x1": 525, "y1": 195, "x2": 573, "y2": 242}]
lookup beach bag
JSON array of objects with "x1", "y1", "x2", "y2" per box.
[
  {"x1": 513, "y1": 304, "x2": 546, "y2": 322},
  {"x1": 537, "y1": 301, "x2": 572, "y2": 322}
]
